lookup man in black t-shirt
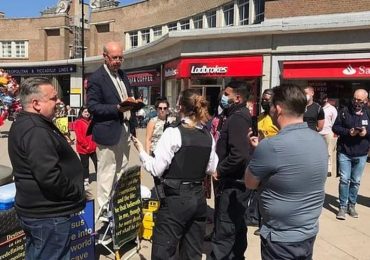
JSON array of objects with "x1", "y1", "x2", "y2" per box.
[{"x1": 303, "y1": 86, "x2": 325, "y2": 131}]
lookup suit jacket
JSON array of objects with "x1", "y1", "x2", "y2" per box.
[{"x1": 87, "y1": 65, "x2": 133, "y2": 146}]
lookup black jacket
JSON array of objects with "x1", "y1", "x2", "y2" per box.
[
  {"x1": 216, "y1": 104, "x2": 252, "y2": 180},
  {"x1": 8, "y1": 111, "x2": 85, "y2": 218},
  {"x1": 333, "y1": 106, "x2": 370, "y2": 157}
]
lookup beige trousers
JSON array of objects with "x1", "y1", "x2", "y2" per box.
[
  {"x1": 323, "y1": 132, "x2": 337, "y2": 175},
  {"x1": 96, "y1": 123, "x2": 130, "y2": 211}
]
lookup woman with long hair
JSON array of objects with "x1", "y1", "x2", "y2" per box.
[
  {"x1": 132, "y1": 89, "x2": 218, "y2": 259},
  {"x1": 74, "y1": 105, "x2": 97, "y2": 199},
  {"x1": 145, "y1": 97, "x2": 170, "y2": 155}
]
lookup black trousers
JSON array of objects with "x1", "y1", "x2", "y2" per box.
[
  {"x1": 79, "y1": 152, "x2": 97, "y2": 179},
  {"x1": 209, "y1": 182, "x2": 250, "y2": 260},
  {"x1": 151, "y1": 183, "x2": 207, "y2": 260},
  {"x1": 261, "y1": 235, "x2": 316, "y2": 260}
]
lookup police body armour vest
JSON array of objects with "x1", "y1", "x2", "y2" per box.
[{"x1": 164, "y1": 124, "x2": 212, "y2": 181}]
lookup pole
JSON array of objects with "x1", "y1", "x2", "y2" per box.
[{"x1": 81, "y1": 0, "x2": 85, "y2": 104}]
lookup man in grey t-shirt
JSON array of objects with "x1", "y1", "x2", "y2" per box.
[{"x1": 245, "y1": 84, "x2": 328, "y2": 260}]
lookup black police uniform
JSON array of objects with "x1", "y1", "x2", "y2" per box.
[
  {"x1": 210, "y1": 103, "x2": 252, "y2": 260},
  {"x1": 151, "y1": 124, "x2": 212, "y2": 260}
]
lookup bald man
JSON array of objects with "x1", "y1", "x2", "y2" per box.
[
  {"x1": 333, "y1": 88, "x2": 370, "y2": 220},
  {"x1": 87, "y1": 42, "x2": 135, "y2": 226}
]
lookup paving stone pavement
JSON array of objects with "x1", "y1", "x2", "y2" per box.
[{"x1": 1, "y1": 121, "x2": 370, "y2": 260}]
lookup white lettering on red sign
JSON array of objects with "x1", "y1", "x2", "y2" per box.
[
  {"x1": 358, "y1": 66, "x2": 370, "y2": 75},
  {"x1": 190, "y1": 65, "x2": 228, "y2": 74}
]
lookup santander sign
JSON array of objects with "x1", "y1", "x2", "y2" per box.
[
  {"x1": 191, "y1": 65, "x2": 228, "y2": 74},
  {"x1": 342, "y1": 64, "x2": 370, "y2": 76}
]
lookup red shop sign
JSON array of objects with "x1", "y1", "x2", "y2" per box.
[
  {"x1": 127, "y1": 71, "x2": 160, "y2": 86},
  {"x1": 164, "y1": 56, "x2": 263, "y2": 78},
  {"x1": 283, "y1": 59, "x2": 370, "y2": 79}
]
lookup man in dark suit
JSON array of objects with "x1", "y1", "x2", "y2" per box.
[{"x1": 87, "y1": 41, "x2": 135, "y2": 218}]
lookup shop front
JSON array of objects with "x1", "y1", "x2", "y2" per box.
[
  {"x1": 127, "y1": 70, "x2": 161, "y2": 105},
  {"x1": 282, "y1": 59, "x2": 370, "y2": 107},
  {"x1": 164, "y1": 56, "x2": 263, "y2": 115},
  {"x1": 4, "y1": 65, "x2": 77, "y2": 106}
]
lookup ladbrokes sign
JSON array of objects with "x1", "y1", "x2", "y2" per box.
[{"x1": 190, "y1": 65, "x2": 228, "y2": 75}]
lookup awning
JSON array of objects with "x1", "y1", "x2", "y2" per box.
[{"x1": 283, "y1": 59, "x2": 370, "y2": 79}]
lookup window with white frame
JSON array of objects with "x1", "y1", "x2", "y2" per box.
[
  {"x1": 206, "y1": 10, "x2": 216, "y2": 28},
  {"x1": 130, "y1": 32, "x2": 138, "y2": 48},
  {"x1": 223, "y1": 3, "x2": 234, "y2": 26},
  {"x1": 180, "y1": 19, "x2": 190, "y2": 30},
  {"x1": 193, "y1": 15, "x2": 203, "y2": 29},
  {"x1": 168, "y1": 22, "x2": 177, "y2": 31},
  {"x1": 15, "y1": 41, "x2": 26, "y2": 58},
  {"x1": 153, "y1": 26, "x2": 162, "y2": 40},
  {"x1": 0, "y1": 41, "x2": 28, "y2": 58},
  {"x1": 238, "y1": 0, "x2": 249, "y2": 25},
  {"x1": 141, "y1": 29, "x2": 150, "y2": 44}
]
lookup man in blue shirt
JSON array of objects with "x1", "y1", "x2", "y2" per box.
[
  {"x1": 333, "y1": 88, "x2": 370, "y2": 220},
  {"x1": 245, "y1": 84, "x2": 327, "y2": 260}
]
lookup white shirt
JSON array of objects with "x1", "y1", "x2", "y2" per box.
[
  {"x1": 320, "y1": 103, "x2": 338, "y2": 135},
  {"x1": 139, "y1": 123, "x2": 218, "y2": 178}
]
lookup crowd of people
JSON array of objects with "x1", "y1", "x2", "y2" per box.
[{"x1": 5, "y1": 40, "x2": 370, "y2": 259}]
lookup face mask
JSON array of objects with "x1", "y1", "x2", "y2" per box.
[
  {"x1": 261, "y1": 101, "x2": 270, "y2": 112},
  {"x1": 220, "y1": 94, "x2": 230, "y2": 109},
  {"x1": 352, "y1": 101, "x2": 365, "y2": 112}
]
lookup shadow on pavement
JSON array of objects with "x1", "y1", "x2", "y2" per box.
[
  {"x1": 323, "y1": 193, "x2": 339, "y2": 215},
  {"x1": 357, "y1": 194, "x2": 370, "y2": 208}
]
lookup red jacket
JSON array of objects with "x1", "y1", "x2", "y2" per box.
[{"x1": 74, "y1": 118, "x2": 97, "y2": 154}]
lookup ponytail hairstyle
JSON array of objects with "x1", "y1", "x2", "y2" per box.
[{"x1": 179, "y1": 89, "x2": 210, "y2": 126}]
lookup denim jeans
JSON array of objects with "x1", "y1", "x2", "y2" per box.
[
  {"x1": 19, "y1": 215, "x2": 72, "y2": 260},
  {"x1": 338, "y1": 153, "x2": 367, "y2": 208}
]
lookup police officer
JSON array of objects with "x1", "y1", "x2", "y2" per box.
[
  {"x1": 132, "y1": 89, "x2": 218, "y2": 260},
  {"x1": 210, "y1": 80, "x2": 253, "y2": 259}
]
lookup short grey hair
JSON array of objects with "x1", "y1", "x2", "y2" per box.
[{"x1": 19, "y1": 77, "x2": 52, "y2": 107}]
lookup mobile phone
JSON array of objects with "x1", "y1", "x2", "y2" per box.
[{"x1": 355, "y1": 127, "x2": 363, "y2": 132}]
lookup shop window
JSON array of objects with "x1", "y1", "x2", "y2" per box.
[
  {"x1": 180, "y1": 19, "x2": 190, "y2": 30},
  {"x1": 0, "y1": 40, "x2": 28, "y2": 58},
  {"x1": 168, "y1": 22, "x2": 178, "y2": 31},
  {"x1": 238, "y1": 0, "x2": 249, "y2": 25},
  {"x1": 46, "y1": 28, "x2": 60, "y2": 36},
  {"x1": 206, "y1": 10, "x2": 216, "y2": 28},
  {"x1": 96, "y1": 23, "x2": 110, "y2": 33},
  {"x1": 141, "y1": 29, "x2": 150, "y2": 44},
  {"x1": 153, "y1": 26, "x2": 162, "y2": 40},
  {"x1": 193, "y1": 15, "x2": 203, "y2": 29},
  {"x1": 254, "y1": 0, "x2": 265, "y2": 24},
  {"x1": 223, "y1": 3, "x2": 234, "y2": 26},
  {"x1": 130, "y1": 32, "x2": 138, "y2": 48}
]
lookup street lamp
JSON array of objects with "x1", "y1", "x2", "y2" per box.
[{"x1": 81, "y1": 0, "x2": 85, "y2": 102}]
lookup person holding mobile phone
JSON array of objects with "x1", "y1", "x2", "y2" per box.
[{"x1": 333, "y1": 88, "x2": 370, "y2": 220}]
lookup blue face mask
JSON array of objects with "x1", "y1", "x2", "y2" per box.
[{"x1": 220, "y1": 94, "x2": 230, "y2": 109}]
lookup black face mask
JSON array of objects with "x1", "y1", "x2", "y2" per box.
[
  {"x1": 352, "y1": 101, "x2": 365, "y2": 112},
  {"x1": 261, "y1": 101, "x2": 270, "y2": 112}
]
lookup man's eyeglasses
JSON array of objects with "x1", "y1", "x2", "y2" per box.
[
  {"x1": 158, "y1": 107, "x2": 168, "y2": 111},
  {"x1": 353, "y1": 98, "x2": 366, "y2": 103},
  {"x1": 104, "y1": 54, "x2": 123, "y2": 61}
]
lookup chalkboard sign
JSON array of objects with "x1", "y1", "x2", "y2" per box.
[
  {"x1": 0, "y1": 229, "x2": 25, "y2": 259},
  {"x1": 111, "y1": 165, "x2": 142, "y2": 250}
]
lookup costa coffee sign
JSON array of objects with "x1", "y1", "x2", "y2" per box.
[
  {"x1": 127, "y1": 71, "x2": 160, "y2": 86},
  {"x1": 283, "y1": 59, "x2": 370, "y2": 79},
  {"x1": 164, "y1": 56, "x2": 263, "y2": 78}
]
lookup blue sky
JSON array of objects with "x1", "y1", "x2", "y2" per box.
[{"x1": 0, "y1": 0, "x2": 139, "y2": 18}]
